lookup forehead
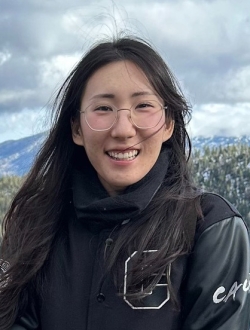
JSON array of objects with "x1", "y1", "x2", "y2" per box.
[{"x1": 82, "y1": 60, "x2": 156, "y2": 102}]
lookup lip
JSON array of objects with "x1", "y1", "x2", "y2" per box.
[
  {"x1": 106, "y1": 146, "x2": 140, "y2": 152},
  {"x1": 107, "y1": 156, "x2": 138, "y2": 165},
  {"x1": 106, "y1": 149, "x2": 140, "y2": 153}
]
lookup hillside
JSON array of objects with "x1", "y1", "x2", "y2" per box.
[{"x1": 0, "y1": 133, "x2": 45, "y2": 177}]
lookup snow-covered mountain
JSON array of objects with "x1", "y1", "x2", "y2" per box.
[
  {"x1": 0, "y1": 133, "x2": 249, "y2": 177},
  {"x1": 191, "y1": 136, "x2": 250, "y2": 149},
  {"x1": 0, "y1": 133, "x2": 45, "y2": 177}
]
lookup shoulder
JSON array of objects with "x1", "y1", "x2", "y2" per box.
[
  {"x1": 182, "y1": 193, "x2": 250, "y2": 329},
  {"x1": 201, "y1": 192, "x2": 241, "y2": 219},
  {"x1": 195, "y1": 192, "x2": 247, "y2": 241}
]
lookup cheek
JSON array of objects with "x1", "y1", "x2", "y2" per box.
[
  {"x1": 79, "y1": 124, "x2": 94, "y2": 148},
  {"x1": 82, "y1": 133, "x2": 105, "y2": 158},
  {"x1": 147, "y1": 134, "x2": 165, "y2": 152}
]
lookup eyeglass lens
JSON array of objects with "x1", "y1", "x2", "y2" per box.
[{"x1": 84, "y1": 100, "x2": 163, "y2": 131}]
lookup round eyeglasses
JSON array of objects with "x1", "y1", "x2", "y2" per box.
[{"x1": 79, "y1": 100, "x2": 167, "y2": 131}]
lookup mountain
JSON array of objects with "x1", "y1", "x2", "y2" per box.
[
  {"x1": 0, "y1": 133, "x2": 249, "y2": 177},
  {"x1": 191, "y1": 136, "x2": 250, "y2": 149},
  {"x1": 0, "y1": 133, "x2": 45, "y2": 177}
]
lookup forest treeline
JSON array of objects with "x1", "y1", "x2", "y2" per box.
[{"x1": 0, "y1": 143, "x2": 250, "y2": 233}]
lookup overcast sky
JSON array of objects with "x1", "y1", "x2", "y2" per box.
[{"x1": 0, "y1": 0, "x2": 249, "y2": 143}]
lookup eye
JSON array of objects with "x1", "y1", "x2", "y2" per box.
[
  {"x1": 138, "y1": 102, "x2": 152, "y2": 108},
  {"x1": 135, "y1": 101, "x2": 156, "y2": 111},
  {"x1": 93, "y1": 105, "x2": 114, "y2": 112}
]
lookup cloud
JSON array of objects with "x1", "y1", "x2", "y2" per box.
[
  {"x1": 0, "y1": 50, "x2": 11, "y2": 66},
  {"x1": 125, "y1": 0, "x2": 250, "y2": 104},
  {"x1": 0, "y1": 107, "x2": 48, "y2": 142},
  {"x1": 39, "y1": 54, "x2": 81, "y2": 89},
  {"x1": 221, "y1": 65, "x2": 250, "y2": 102},
  {"x1": 189, "y1": 102, "x2": 250, "y2": 137},
  {"x1": 0, "y1": 0, "x2": 249, "y2": 141}
]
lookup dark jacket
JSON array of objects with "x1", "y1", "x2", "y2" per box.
[{"x1": 11, "y1": 192, "x2": 250, "y2": 330}]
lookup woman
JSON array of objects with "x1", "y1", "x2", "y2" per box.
[{"x1": 0, "y1": 37, "x2": 249, "y2": 330}]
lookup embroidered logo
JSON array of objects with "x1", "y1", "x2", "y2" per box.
[
  {"x1": 123, "y1": 250, "x2": 170, "y2": 309},
  {"x1": 213, "y1": 273, "x2": 250, "y2": 304}
]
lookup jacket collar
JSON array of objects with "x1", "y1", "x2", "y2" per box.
[{"x1": 71, "y1": 148, "x2": 170, "y2": 229}]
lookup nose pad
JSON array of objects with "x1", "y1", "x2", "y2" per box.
[
  {"x1": 116, "y1": 109, "x2": 132, "y2": 124},
  {"x1": 111, "y1": 109, "x2": 136, "y2": 137}
]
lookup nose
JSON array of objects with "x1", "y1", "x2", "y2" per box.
[{"x1": 110, "y1": 109, "x2": 136, "y2": 139}]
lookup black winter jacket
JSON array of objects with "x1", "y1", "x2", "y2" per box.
[{"x1": 11, "y1": 192, "x2": 250, "y2": 330}]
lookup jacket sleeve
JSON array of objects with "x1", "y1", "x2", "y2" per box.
[{"x1": 181, "y1": 216, "x2": 250, "y2": 330}]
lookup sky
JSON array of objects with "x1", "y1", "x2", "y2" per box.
[{"x1": 0, "y1": 0, "x2": 250, "y2": 143}]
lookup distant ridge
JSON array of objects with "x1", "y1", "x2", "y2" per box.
[
  {"x1": 0, "y1": 133, "x2": 45, "y2": 177},
  {"x1": 191, "y1": 135, "x2": 250, "y2": 149},
  {"x1": 0, "y1": 133, "x2": 249, "y2": 177}
]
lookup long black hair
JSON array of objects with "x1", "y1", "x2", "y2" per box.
[{"x1": 0, "y1": 36, "x2": 202, "y2": 329}]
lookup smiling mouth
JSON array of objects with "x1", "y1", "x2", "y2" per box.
[{"x1": 106, "y1": 150, "x2": 139, "y2": 160}]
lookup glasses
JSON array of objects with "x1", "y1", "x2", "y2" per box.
[{"x1": 79, "y1": 100, "x2": 167, "y2": 131}]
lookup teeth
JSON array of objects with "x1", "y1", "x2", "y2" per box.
[{"x1": 108, "y1": 150, "x2": 139, "y2": 160}]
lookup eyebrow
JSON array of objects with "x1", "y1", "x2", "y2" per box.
[{"x1": 90, "y1": 91, "x2": 156, "y2": 100}]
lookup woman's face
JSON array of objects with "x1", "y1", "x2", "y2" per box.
[{"x1": 72, "y1": 60, "x2": 174, "y2": 196}]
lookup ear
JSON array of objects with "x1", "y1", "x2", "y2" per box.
[
  {"x1": 162, "y1": 119, "x2": 175, "y2": 143},
  {"x1": 71, "y1": 119, "x2": 84, "y2": 146}
]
